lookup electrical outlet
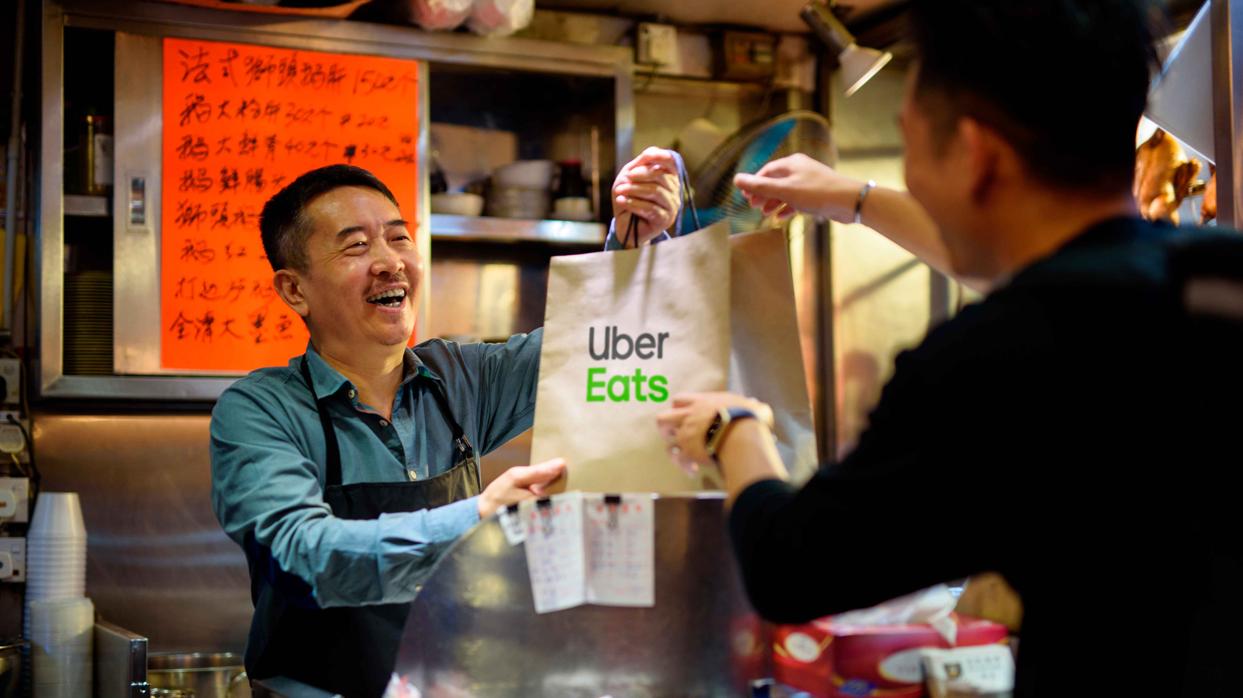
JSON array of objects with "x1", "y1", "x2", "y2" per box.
[
  {"x1": 0, "y1": 359, "x2": 19, "y2": 405},
  {"x1": 0, "y1": 477, "x2": 29, "y2": 523},
  {"x1": 0, "y1": 412, "x2": 27, "y2": 460},
  {"x1": 0, "y1": 537, "x2": 24, "y2": 582},
  {"x1": 637, "y1": 23, "x2": 679, "y2": 68}
]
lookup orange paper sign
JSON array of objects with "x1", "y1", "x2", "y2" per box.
[{"x1": 161, "y1": 38, "x2": 420, "y2": 371}]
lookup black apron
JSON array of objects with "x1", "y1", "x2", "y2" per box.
[{"x1": 244, "y1": 356, "x2": 482, "y2": 698}]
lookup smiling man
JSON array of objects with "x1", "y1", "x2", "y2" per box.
[{"x1": 210, "y1": 160, "x2": 679, "y2": 697}]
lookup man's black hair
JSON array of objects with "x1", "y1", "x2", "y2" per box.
[
  {"x1": 259, "y1": 164, "x2": 400, "y2": 272},
  {"x1": 907, "y1": 0, "x2": 1164, "y2": 194}
]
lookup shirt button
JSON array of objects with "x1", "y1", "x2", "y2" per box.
[
  {"x1": 348, "y1": 389, "x2": 356, "y2": 399},
  {"x1": 407, "y1": 469, "x2": 418, "y2": 481},
  {"x1": 379, "y1": 419, "x2": 389, "y2": 427}
]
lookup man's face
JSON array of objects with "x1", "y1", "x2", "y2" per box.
[
  {"x1": 900, "y1": 69, "x2": 989, "y2": 278},
  {"x1": 293, "y1": 186, "x2": 422, "y2": 351}
]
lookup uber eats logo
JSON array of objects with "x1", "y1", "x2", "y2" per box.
[{"x1": 585, "y1": 325, "x2": 670, "y2": 403}]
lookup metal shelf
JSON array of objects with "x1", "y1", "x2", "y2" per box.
[
  {"x1": 430, "y1": 214, "x2": 606, "y2": 245},
  {"x1": 64, "y1": 194, "x2": 109, "y2": 217}
]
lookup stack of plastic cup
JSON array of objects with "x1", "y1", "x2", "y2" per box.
[
  {"x1": 25, "y1": 493, "x2": 87, "y2": 605},
  {"x1": 24, "y1": 492, "x2": 91, "y2": 697},
  {"x1": 28, "y1": 598, "x2": 93, "y2": 698}
]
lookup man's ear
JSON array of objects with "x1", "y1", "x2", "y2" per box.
[
  {"x1": 957, "y1": 116, "x2": 1005, "y2": 204},
  {"x1": 273, "y1": 269, "x2": 310, "y2": 320}
]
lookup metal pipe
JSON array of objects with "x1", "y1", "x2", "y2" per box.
[
  {"x1": 1212, "y1": 0, "x2": 1243, "y2": 227},
  {"x1": 3, "y1": 0, "x2": 26, "y2": 336}
]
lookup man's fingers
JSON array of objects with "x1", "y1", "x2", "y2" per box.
[
  {"x1": 508, "y1": 458, "x2": 567, "y2": 487},
  {"x1": 616, "y1": 197, "x2": 664, "y2": 223},
  {"x1": 624, "y1": 167, "x2": 678, "y2": 185},
  {"x1": 617, "y1": 181, "x2": 673, "y2": 204},
  {"x1": 631, "y1": 147, "x2": 678, "y2": 168}
]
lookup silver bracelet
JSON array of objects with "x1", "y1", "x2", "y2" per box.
[{"x1": 853, "y1": 179, "x2": 877, "y2": 225}]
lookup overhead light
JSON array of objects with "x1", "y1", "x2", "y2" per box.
[{"x1": 800, "y1": 1, "x2": 893, "y2": 97}]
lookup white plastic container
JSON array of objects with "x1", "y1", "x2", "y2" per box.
[{"x1": 30, "y1": 597, "x2": 94, "y2": 698}]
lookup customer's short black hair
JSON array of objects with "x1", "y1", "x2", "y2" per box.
[
  {"x1": 259, "y1": 164, "x2": 400, "y2": 272},
  {"x1": 907, "y1": 0, "x2": 1164, "y2": 194}
]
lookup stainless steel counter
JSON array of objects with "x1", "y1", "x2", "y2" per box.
[{"x1": 394, "y1": 494, "x2": 771, "y2": 697}]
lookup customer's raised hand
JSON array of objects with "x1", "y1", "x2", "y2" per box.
[{"x1": 734, "y1": 153, "x2": 865, "y2": 223}]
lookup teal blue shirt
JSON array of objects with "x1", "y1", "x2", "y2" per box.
[{"x1": 209, "y1": 330, "x2": 541, "y2": 607}]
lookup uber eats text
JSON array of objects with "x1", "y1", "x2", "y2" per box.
[{"x1": 585, "y1": 325, "x2": 670, "y2": 403}]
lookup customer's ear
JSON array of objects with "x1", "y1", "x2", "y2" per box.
[{"x1": 957, "y1": 116, "x2": 1004, "y2": 205}]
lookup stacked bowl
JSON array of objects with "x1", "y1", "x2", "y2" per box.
[{"x1": 487, "y1": 160, "x2": 554, "y2": 220}]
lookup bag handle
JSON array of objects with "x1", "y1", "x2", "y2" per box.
[{"x1": 673, "y1": 150, "x2": 701, "y2": 233}]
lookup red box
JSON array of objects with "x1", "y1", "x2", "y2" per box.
[{"x1": 773, "y1": 614, "x2": 1009, "y2": 698}]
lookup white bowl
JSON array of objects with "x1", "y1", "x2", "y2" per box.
[
  {"x1": 494, "y1": 160, "x2": 555, "y2": 190},
  {"x1": 431, "y1": 192, "x2": 485, "y2": 217}
]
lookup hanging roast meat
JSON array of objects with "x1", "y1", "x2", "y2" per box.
[
  {"x1": 1134, "y1": 128, "x2": 1201, "y2": 225},
  {"x1": 1201, "y1": 164, "x2": 1217, "y2": 224}
]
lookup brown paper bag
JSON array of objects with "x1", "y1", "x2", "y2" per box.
[
  {"x1": 530, "y1": 224, "x2": 732, "y2": 493},
  {"x1": 532, "y1": 223, "x2": 818, "y2": 492},
  {"x1": 727, "y1": 227, "x2": 819, "y2": 484}
]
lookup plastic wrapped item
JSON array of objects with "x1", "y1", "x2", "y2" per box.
[
  {"x1": 467, "y1": 0, "x2": 534, "y2": 37},
  {"x1": 772, "y1": 586, "x2": 1010, "y2": 698},
  {"x1": 411, "y1": 0, "x2": 472, "y2": 31},
  {"x1": 833, "y1": 585, "x2": 959, "y2": 644}
]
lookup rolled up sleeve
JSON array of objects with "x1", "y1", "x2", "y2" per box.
[{"x1": 210, "y1": 384, "x2": 480, "y2": 607}]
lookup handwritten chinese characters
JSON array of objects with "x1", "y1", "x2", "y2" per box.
[{"x1": 161, "y1": 38, "x2": 420, "y2": 371}]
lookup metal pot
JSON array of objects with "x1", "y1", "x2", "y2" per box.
[
  {"x1": 148, "y1": 652, "x2": 250, "y2": 698},
  {"x1": 0, "y1": 641, "x2": 27, "y2": 698}
]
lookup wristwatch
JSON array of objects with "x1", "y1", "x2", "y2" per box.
[{"x1": 704, "y1": 406, "x2": 759, "y2": 463}]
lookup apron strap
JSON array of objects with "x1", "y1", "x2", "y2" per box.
[
  {"x1": 421, "y1": 376, "x2": 475, "y2": 461},
  {"x1": 300, "y1": 355, "x2": 344, "y2": 488}
]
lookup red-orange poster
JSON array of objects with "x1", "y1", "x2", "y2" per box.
[{"x1": 161, "y1": 38, "x2": 420, "y2": 371}]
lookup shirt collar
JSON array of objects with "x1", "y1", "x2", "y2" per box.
[
  {"x1": 302, "y1": 343, "x2": 434, "y2": 400},
  {"x1": 999, "y1": 215, "x2": 1171, "y2": 292}
]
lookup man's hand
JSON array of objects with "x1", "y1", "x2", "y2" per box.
[
  {"x1": 612, "y1": 147, "x2": 682, "y2": 247},
  {"x1": 734, "y1": 153, "x2": 865, "y2": 223},
  {"x1": 477, "y1": 458, "x2": 567, "y2": 519},
  {"x1": 656, "y1": 392, "x2": 773, "y2": 474}
]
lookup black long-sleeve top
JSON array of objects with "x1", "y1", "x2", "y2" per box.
[{"x1": 730, "y1": 216, "x2": 1243, "y2": 697}]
